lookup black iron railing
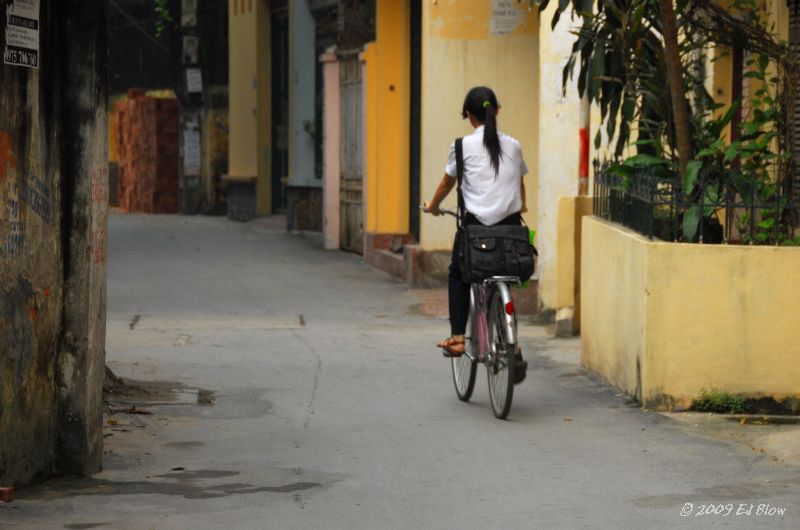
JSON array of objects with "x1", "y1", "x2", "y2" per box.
[{"x1": 593, "y1": 160, "x2": 800, "y2": 244}]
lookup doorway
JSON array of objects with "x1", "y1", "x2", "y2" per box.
[{"x1": 271, "y1": 0, "x2": 289, "y2": 212}]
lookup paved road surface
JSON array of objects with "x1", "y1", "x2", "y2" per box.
[{"x1": 2, "y1": 214, "x2": 799, "y2": 529}]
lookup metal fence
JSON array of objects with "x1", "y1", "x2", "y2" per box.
[{"x1": 593, "y1": 161, "x2": 800, "y2": 244}]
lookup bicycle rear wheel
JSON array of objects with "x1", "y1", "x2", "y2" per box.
[
  {"x1": 452, "y1": 314, "x2": 477, "y2": 401},
  {"x1": 487, "y1": 288, "x2": 514, "y2": 419}
]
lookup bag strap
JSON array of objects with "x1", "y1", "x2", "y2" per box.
[
  {"x1": 455, "y1": 137, "x2": 465, "y2": 229},
  {"x1": 454, "y1": 137, "x2": 529, "y2": 231}
]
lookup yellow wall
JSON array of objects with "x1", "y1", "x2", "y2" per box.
[
  {"x1": 255, "y1": 0, "x2": 271, "y2": 214},
  {"x1": 228, "y1": 1, "x2": 256, "y2": 179},
  {"x1": 365, "y1": 0, "x2": 411, "y2": 234},
  {"x1": 581, "y1": 217, "x2": 648, "y2": 400},
  {"x1": 555, "y1": 196, "x2": 593, "y2": 332},
  {"x1": 228, "y1": 0, "x2": 271, "y2": 214},
  {"x1": 768, "y1": 0, "x2": 789, "y2": 41},
  {"x1": 582, "y1": 216, "x2": 800, "y2": 410},
  {"x1": 420, "y1": 0, "x2": 539, "y2": 249},
  {"x1": 363, "y1": 43, "x2": 379, "y2": 233}
]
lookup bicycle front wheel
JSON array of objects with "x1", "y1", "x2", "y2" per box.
[
  {"x1": 487, "y1": 288, "x2": 514, "y2": 419},
  {"x1": 452, "y1": 311, "x2": 477, "y2": 401}
]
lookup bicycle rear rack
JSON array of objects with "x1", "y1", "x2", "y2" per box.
[{"x1": 483, "y1": 276, "x2": 521, "y2": 285}]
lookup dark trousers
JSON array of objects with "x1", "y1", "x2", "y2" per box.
[{"x1": 448, "y1": 212, "x2": 522, "y2": 335}]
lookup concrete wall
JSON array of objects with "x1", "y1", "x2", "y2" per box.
[
  {"x1": 0, "y1": 0, "x2": 108, "y2": 485},
  {"x1": 536, "y1": 3, "x2": 587, "y2": 311},
  {"x1": 288, "y1": 0, "x2": 318, "y2": 188},
  {"x1": 420, "y1": 0, "x2": 539, "y2": 250},
  {"x1": 321, "y1": 50, "x2": 341, "y2": 249},
  {"x1": 582, "y1": 216, "x2": 800, "y2": 410},
  {"x1": 0, "y1": 2, "x2": 62, "y2": 483},
  {"x1": 227, "y1": 0, "x2": 271, "y2": 215},
  {"x1": 201, "y1": 87, "x2": 230, "y2": 213}
]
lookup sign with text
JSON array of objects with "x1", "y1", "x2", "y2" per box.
[
  {"x1": 183, "y1": 127, "x2": 201, "y2": 176},
  {"x1": 186, "y1": 68, "x2": 203, "y2": 93},
  {"x1": 4, "y1": 0, "x2": 40, "y2": 68},
  {"x1": 490, "y1": 0, "x2": 526, "y2": 36}
]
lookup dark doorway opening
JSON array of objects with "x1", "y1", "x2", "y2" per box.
[
  {"x1": 271, "y1": 1, "x2": 289, "y2": 213},
  {"x1": 409, "y1": 0, "x2": 422, "y2": 241}
]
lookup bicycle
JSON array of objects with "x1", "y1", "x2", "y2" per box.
[{"x1": 423, "y1": 207, "x2": 522, "y2": 420}]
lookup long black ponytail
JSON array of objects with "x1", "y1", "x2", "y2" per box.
[{"x1": 462, "y1": 86, "x2": 502, "y2": 175}]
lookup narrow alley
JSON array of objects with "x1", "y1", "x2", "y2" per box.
[{"x1": 2, "y1": 214, "x2": 799, "y2": 529}]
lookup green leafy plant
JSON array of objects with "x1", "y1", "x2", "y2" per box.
[
  {"x1": 693, "y1": 388, "x2": 748, "y2": 414},
  {"x1": 686, "y1": 49, "x2": 793, "y2": 244},
  {"x1": 154, "y1": 0, "x2": 173, "y2": 37},
  {"x1": 549, "y1": 0, "x2": 798, "y2": 245}
]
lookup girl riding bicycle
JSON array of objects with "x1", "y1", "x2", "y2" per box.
[{"x1": 423, "y1": 86, "x2": 529, "y2": 382}]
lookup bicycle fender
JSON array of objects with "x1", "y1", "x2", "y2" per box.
[{"x1": 495, "y1": 282, "x2": 517, "y2": 345}]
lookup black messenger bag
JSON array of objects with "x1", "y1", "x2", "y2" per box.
[{"x1": 454, "y1": 138, "x2": 536, "y2": 284}]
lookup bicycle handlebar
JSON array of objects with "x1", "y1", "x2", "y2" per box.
[{"x1": 419, "y1": 205, "x2": 457, "y2": 218}]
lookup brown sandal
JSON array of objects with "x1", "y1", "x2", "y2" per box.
[{"x1": 437, "y1": 337, "x2": 465, "y2": 357}]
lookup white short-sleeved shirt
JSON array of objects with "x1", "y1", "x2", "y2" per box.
[{"x1": 445, "y1": 126, "x2": 528, "y2": 226}]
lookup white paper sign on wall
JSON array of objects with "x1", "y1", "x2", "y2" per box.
[
  {"x1": 4, "y1": 0, "x2": 40, "y2": 68},
  {"x1": 490, "y1": 0, "x2": 526, "y2": 36},
  {"x1": 183, "y1": 128, "x2": 202, "y2": 176},
  {"x1": 186, "y1": 68, "x2": 203, "y2": 93}
]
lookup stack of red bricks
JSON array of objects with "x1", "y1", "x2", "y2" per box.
[{"x1": 116, "y1": 89, "x2": 180, "y2": 213}]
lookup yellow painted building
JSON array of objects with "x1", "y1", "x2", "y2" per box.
[
  {"x1": 227, "y1": 0, "x2": 272, "y2": 216},
  {"x1": 363, "y1": 0, "x2": 411, "y2": 237},
  {"x1": 363, "y1": 0, "x2": 577, "y2": 292},
  {"x1": 554, "y1": 0, "x2": 800, "y2": 333},
  {"x1": 364, "y1": 1, "x2": 538, "y2": 240},
  {"x1": 418, "y1": 1, "x2": 540, "y2": 249},
  {"x1": 226, "y1": 1, "x2": 588, "y2": 302}
]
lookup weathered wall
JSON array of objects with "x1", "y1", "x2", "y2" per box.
[
  {"x1": 321, "y1": 50, "x2": 340, "y2": 249},
  {"x1": 0, "y1": 0, "x2": 108, "y2": 485},
  {"x1": 420, "y1": 0, "x2": 539, "y2": 250},
  {"x1": 535, "y1": 2, "x2": 589, "y2": 311},
  {"x1": 0, "y1": 0, "x2": 62, "y2": 484},
  {"x1": 288, "y1": 0, "x2": 318, "y2": 188},
  {"x1": 286, "y1": 186, "x2": 323, "y2": 231},
  {"x1": 202, "y1": 87, "x2": 229, "y2": 213},
  {"x1": 582, "y1": 216, "x2": 800, "y2": 410},
  {"x1": 57, "y1": 0, "x2": 109, "y2": 476}
]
